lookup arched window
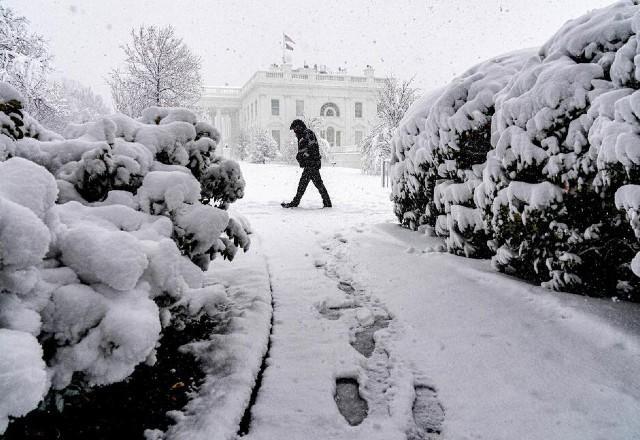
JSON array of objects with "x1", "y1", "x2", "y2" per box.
[{"x1": 320, "y1": 102, "x2": 340, "y2": 117}]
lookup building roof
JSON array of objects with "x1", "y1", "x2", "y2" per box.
[{"x1": 200, "y1": 64, "x2": 387, "y2": 108}]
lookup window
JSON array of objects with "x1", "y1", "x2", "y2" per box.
[
  {"x1": 326, "y1": 127, "x2": 335, "y2": 147},
  {"x1": 320, "y1": 130, "x2": 326, "y2": 140},
  {"x1": 320, "y1": 102, "x2": 340, "y2": 117},
  {"x1": 271, "y1": 130, "x2": 281, "y2": 148},
  {"x1": 296, "y1": 100, "x2": 304, "y2": 116},
  {"x1": 271, "y1": 99, "x2": 280, "y2": 116},
  {"x1": 336, "y1": 131, "x2": 341, "y2": 147},
  {"x1": 355, "y1": 102, "x2": 363, "y2": 118},
  {"x1": 355, "y1": 130, "x2": 363, "y2": 145}
]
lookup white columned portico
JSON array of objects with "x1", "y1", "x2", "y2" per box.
[
  {"x1": 197, "y1": 65, "x2": 385, "y2": 168},
  {"x1": 215, "y1": 108, "x2": 222, "y2": 132}
]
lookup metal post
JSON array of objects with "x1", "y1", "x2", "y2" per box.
[{"x1": 382, "y1": 160, "x2": 390, "y2": 188}]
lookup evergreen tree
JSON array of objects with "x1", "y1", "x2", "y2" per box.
[{"x1": 247, "y1": 128, "x2": 279, "y2": 164}]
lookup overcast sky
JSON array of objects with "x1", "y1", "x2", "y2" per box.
[{"x1": 7, "y1": 0, "x2": 613, "y2": 105}]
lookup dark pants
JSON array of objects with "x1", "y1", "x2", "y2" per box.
[{"x1": 293, "y1": 167, "x2": 332, "y2": 205}]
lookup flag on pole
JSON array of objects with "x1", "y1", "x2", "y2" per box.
[
  {"x1": 284, "y1": 33, "x2": 295, "y2": 50},
  {"x1": 282, "y1": 33, "x2": 295, "y2": 63}
]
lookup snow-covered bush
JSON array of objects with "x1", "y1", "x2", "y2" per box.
[
  {"x1": 280, "y1": 133, "x2": 299, "y2": 164},
  {"x1": 0, "y1": 84, "x2": 25, "y2": 144},
  {"x1": 390, "y1": 51, "x2": 531, "y2": 253},
  {"x1": 426, "y1": 51, "x2": 531, "y2": 257},
  {"x1": 482, "y1": 1, "x2": 640, "y2": 298},
  {"x1": 616, "y1": 185, "x2": 640, "y2": 280},
  {"x1": 391, "y1": 0, "x2": 640, "y2": 300},
  {"x1": 199, "y1": 158, "x2": 245, "y2": 208},
  {"x1": 390, "y1": 88, "x2": 444, "y2": 229},
  {"x1": 0, "y1": 84, "x2": 250, "y2": 433},
  {"x1": 247, "y1": 129, "x2": 279, "y2": 164}
]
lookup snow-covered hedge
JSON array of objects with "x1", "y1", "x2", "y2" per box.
[
  {"x1": 390, "y1": 50, "x2": 532, "y2": 255},
  {"x1": 0, "y1": 83, "x2": 249, "y2": 433},
  {"x1": 391, "y1": 0, "x2": 640, "y2": 301}
]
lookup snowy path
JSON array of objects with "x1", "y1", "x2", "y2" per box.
[
  {"x1": 229, "y1": 163, "x2": 640, "y2": 440},
  {"x1": 235, "y1": 164, "x2": 412, "y2": 440}
]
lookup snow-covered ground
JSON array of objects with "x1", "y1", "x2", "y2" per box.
[{"x1": 209, "y1": 163, "x2": 640, "y2": 440}]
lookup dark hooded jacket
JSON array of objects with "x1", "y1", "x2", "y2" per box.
[{"x1": 292, "y1": 121, "x2": 322, "y2": 169}]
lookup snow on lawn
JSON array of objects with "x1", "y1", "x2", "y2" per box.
[
  {"x1": 228, "y1": 162, "x2": 640, "y2": 440},
  {"x1": 340, "y1": 225, "x2": 640, "y2": 439}
]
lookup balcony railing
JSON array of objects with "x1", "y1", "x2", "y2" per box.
[
  {"x1": 316, "y1": 74, "x2": 345, "y2": 81},
  {"x1": 225, "y1": 70, "x2": 386, "y2": 97},
  {"x1": 202, "y1": 87, "x2": 241, "y2": 97}
]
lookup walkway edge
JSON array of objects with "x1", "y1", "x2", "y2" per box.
[{"x1": 163, "y1": 235, "x2": 273, "y2": 440}]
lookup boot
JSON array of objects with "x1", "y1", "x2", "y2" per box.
[{"x1": 281, "y1": 201, "x2": 298, "y2": 208}]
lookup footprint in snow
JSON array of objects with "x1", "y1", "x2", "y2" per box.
[
  {"x1": 337, "y1": 281, "x2": 356, "y2": 294},
  {"x1": 335, "y1": 378, "x2": 368, "y2": 426},
  {"x1": 333, "y1": 232, "x2": 348, "y2": 243},
  {"x1": 317, "y1": 230, "x2": 446, "y2": 436},
  {"x1": 319, "y1": 308, "x2": 342, "y2": 320},
  {"x1": 351, "y1": 317, "x2": 391, "y2": 358},
  {"x1": 408, "y1": 385, "x2": 445, "y2": 440},
  {"x1": 316, "y1": 299, "x2": 358, "y2": 321}
]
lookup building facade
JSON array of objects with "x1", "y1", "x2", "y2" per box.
[{"x1": 198, "y1": 63, "x2": 386, "y2": 165}]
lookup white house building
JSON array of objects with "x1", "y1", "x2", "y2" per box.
[{"x1": 198, "y1": 63, "x2": 387, "y2": 167}]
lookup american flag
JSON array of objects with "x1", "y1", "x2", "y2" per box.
[{"x1": 284, "y1": 34, "x2": 295, "y2": 50}]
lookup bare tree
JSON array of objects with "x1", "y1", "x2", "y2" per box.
[
  {"x1": 52, "y1": 79, "x2": 110, "y2": 128},
  {"x1": 108, "y1": 25, "x2": 202, "y2": 117},
  {"x1": 301, "y1": 114, "x2": 322, "y2": 132},
  {"x1": 63, "y1": 79, "x2": 110, "y2": 120},
  {"x1": 0, "y1": 4, "x2": 61, "y2": 126},
  {"x1": 361, "y1": 77, "x2": 419, "y2": 174}
]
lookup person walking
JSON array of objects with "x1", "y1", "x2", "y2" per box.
[{"x1": 281, "y1": 119, "x2": 332, "y2": 208}]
